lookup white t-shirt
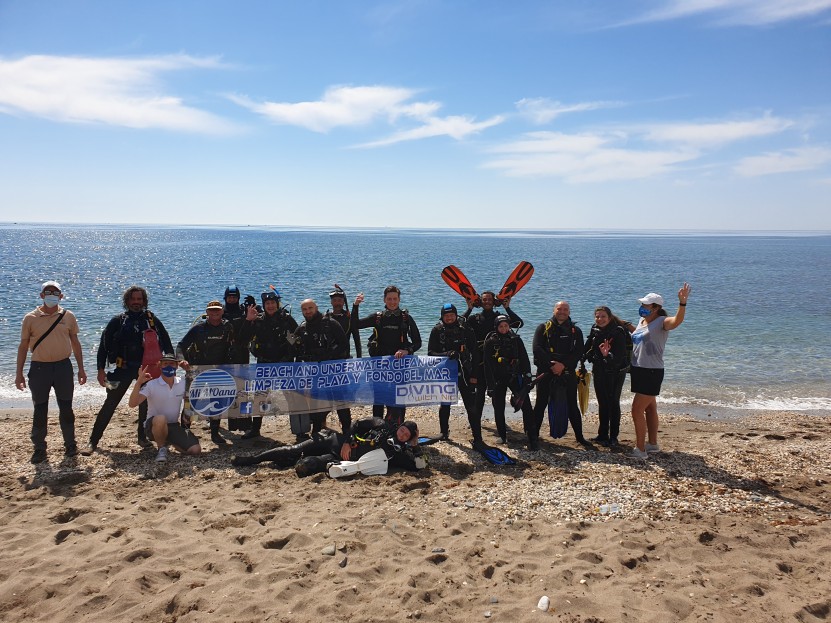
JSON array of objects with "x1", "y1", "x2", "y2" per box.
[
  {"x1": 139, "y1": 376, "x2": 186, "y2": 423},
  {"x1": 631, "y1": 316, "x2": 669, "y2": 369}
]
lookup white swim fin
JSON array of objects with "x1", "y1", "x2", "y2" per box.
[{"x1": 327, "y1": 448, "x2": 389, "y2": 478}]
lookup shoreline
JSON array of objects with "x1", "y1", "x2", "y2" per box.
[
  {"x1": 1, "y1": 405, "x2": 829, "y2": 622},
  {"x1": 1, "y1": 400, "x2": 829, "y2": 422},
  {"x1": 2, "y1": 381, "x2": 829, "y2": 421}
]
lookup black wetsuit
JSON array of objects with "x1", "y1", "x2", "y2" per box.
[
  {"x1": 583, "y1": 323, "x2": 629, "y2": 443},
  {"x1": 324, "y1": 297, "x2": 362, "y2": 358},
  {"x1": 238, "y1": 308, "x2": 299, "y2": 434},
  {"x1": 293, "y1": 311, "x2": 349, "y2": 433},
  {"x1": 464, "y1": 306, "x2": 523, "y2": 421},
  {"x1": 483, "y1": 329, "x2": 534, "y2": 443},
  {"x1": 177, "y1": 320, "x2": 236, "y2": 365},
  {"x1": 177, "y1": 319, "x2": 237, "y2": 438},
  {"x1": 352, "y1": 306, "x2": 422, "y2": 425},
  {"x1": 241, "y1": 308, "x2": 299, "y2": 362},
  {"x1": 222, "y1": 303, "x2": 251, "y2": 364},
  {"x1": 88, "y1": 310, "x2": 173, "y2": 448},
  {"x1": 233, "y1": 417, "x2": 423, "y2": 476},
  {"x1": 532, "y1": 316, "x2": 585, "y2": 443},
  {"x1": 323, "y1": 302, "x2": 360, "y2": 432},
  {"x1": 223, "y1": 300, "x2": 259, "y2": 430},
  {"x1": 427, "y1": 317, "x2": 480, "y2": 440}
]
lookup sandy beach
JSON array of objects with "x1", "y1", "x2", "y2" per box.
[{"x1": 1, "y1": 404, "x2": 829, "y2": 622}]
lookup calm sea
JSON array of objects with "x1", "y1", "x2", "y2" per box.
[{"x1": 1, "y1": 224, "x2": 829, "y2": 417}]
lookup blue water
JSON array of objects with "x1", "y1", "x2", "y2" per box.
[{"x1": 1, "y1": 224, "x2": 829, "y2": 416}]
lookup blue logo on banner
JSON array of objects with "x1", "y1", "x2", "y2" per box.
[
  {"x1": 190, "y1": 369, "x2": 237, "y2": 417},
  {"x1": 240, "y1": 401, "x2": 252, "y2": 415}
]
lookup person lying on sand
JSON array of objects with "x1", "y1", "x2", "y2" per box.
[{"x1": 230, "y1": 417, "x2": 426, "y2": 477}]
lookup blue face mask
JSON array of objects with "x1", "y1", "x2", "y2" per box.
[
  {"x1": 43, "y1": 295, "x2": 60, "y2": 308},
  {"x1": 638, "y1": 305, "x2": 653, "y2": 318},
  {"x1": 161, "y1": 366, "x2": 177, "y2": 377}
]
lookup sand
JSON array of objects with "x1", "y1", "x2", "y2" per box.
[{"x1": 1, "y1": 404, "x2": 829, "y2": 623}]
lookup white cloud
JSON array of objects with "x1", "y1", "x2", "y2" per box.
[
  {"x1": 228, "y1": 85, "x2": 440, "y2": 132},
  {"x1": 357, "y1": 114, "x2": 504, "y2": 148},
  {"x1": 0, "y1": 54, "x2": 236, "y2": 133},
  {"x1": 516, "y1": 98, "x2": 623, "y2": 125},
  {"x1": 483, "y1": 113, "x2": 800, "y2": 182},
  {"x1": 642, "y1": 114, "x2": 793, "y2": 147},
  {"x1": 734, "y1": 146, "x2": 831, "y2": 176},
  {"x1": 620, "y1": 0, "x2": 831, "y2": 27},
  {"x1": 484, "y1": 130, "x2": 698, "y2": 182},
  {"x1": 232, "y1": 84, "x2": 504, "y2": 146}
]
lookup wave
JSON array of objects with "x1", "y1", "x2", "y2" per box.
[{"x1": 656, "y1": 392, "x2": 831, "y2": 412}]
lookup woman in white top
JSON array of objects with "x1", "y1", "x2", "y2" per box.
[{"x1": 628, "y1": 283, "x2": 691, "y2": 459}]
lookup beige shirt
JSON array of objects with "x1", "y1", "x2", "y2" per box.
[{"x1": 20, "y1": 307, "x2": 80, "y2": 363}]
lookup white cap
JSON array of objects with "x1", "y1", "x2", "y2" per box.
[
  {"x1": 638, "y1": 292, "x2": 664, "y2": 306},
  {"x1": 41, "y1": 280, "x2": 62, "y2": 292}
]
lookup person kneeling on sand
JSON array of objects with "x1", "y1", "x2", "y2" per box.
[
  {"x1": 128, "y1": 354, "x2": 201, "y2": 462},
  {"x1": 231, "y1": 417, "x2": 425, "y2": 477}
]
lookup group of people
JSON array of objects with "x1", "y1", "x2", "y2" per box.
[{"x1": 15, "y1": 278, "x2": 690, "y2": 469}]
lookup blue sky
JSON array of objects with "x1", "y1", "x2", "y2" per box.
[{"x1": 1, "y1": 0, "x2": 829, "y2": 230}]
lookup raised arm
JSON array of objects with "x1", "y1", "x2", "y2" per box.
[
  {"x1": 502, "y1": 298, "x2": 523, "y2": 329},
  {"x1": 663, "y1": 282, "x2": 691, "y2": 331},
  {"x1": 128, "y1": 365, "x2": 153, "y2": 407}
]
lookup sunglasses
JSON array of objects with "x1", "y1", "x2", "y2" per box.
[{"x1": 42, "y1": 289, "x2": 61, "y2": 296}]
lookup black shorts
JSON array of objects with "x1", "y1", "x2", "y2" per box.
[
  {"x1": 630, "y1": 366, "x2": 665, "y2": 397},
  {"x1": 145, "y1": 418, "x2": 199, "y2": 450}
]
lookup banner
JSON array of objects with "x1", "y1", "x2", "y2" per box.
[{"x1": 184, "y1": 355, "x2": 458, "y2": 419}]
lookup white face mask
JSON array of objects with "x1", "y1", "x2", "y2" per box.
[{"x1": 43, "y1": 295, "x2": 60, "y2": 308}]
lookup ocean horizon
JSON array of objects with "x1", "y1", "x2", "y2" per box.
[{"x1": 3, "y1": 222, "x2": 830, "y2": 237}]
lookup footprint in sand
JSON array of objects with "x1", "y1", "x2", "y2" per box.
[
  {"x1": 125, "y1": 548, "x2": 153, "y2": 562},
  {"x1": 261, "y1": 533, "x2": 311, "y2": 550},
  {"x1": 796, "y1": 600, "x2": 831, "y2": 621},
  {"x1": 263, "y1": 537, "x2": 291, "y2": 550},
  {"x1": 54, "y1": 528, "x2": 82, "y2": 544},
  {"x1": 621, "y1": 554, "x2": 648, "y2": 569},
  {"x1": 51, "y1": 507, "x2": 85, "y2": 524}
]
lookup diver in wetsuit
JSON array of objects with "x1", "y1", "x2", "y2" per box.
[
  {"x1": 177, "y1": 300, "x2": 238, "y2": 445},
  {"x1": 82, "y1": 286, "x2": 173, "y2": 455},
  {"x1": 322, "y1": 285, "x2": 361, "y2": 432},
  {"x1": 464, "y1": 291, "x2": 523, "y2": 428},
  {"x1": 531, "y1": 300, "x2": 587, "y2": 448},
  {"x1": 484, "y1": 314, "x2": 535, "y2": 448},
  {"x1": 351, "y1": 285, "x2": 421, "y2": 425},
  {"x1": 230, "y1": 417, "x2": 425, "y2": 477},
  {"x1": 237, "y1": 290, "x2": 298, "y2": 439},
  {"x1": 222, "y1": 286, "x2": 261, "y2": 432},
  {"x1": 427, "y1": 303, "x2": 480, "y2": 442},
  {"x1": 292, "y1": 298, "x2": 349, "y2": 435}
]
